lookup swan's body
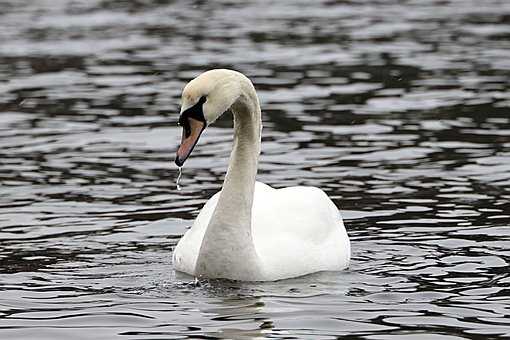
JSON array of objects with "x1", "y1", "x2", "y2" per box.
[
  {"x1": 174, "y1": 182, "x2": 349, "y2": 281},
  {"x1": 173, "y1": 69, "x2": 350, "y2": 281}
]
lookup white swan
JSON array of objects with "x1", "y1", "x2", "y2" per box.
[{"x1": 173, "y1": 69, "x2": 350, "y2": 281}]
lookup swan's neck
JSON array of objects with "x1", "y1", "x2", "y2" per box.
[{"x1": 195, "y1": 83, "x2": 263, "y2": 280}]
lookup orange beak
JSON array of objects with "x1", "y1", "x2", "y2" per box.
[{"x1": 175, "y1": 117, "x2": 206, "y2": 167}]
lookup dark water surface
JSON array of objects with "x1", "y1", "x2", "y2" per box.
[{"x1": 1, "y1": 0, "x2": 510, "y2": 339}]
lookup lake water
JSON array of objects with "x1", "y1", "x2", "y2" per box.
[{"x1": 1, "y1": 0, "x2": 509, "y2": 339}]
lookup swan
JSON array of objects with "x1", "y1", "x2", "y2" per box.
[{"x1": 172, "y1": 69, "x2": 350, "y2": 281}]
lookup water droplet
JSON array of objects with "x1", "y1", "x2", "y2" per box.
[{"x1": 176, "y1": 166, "x2": 183, "y2": 191}]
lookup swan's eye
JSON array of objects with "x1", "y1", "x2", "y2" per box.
[{"x1": 178, "y1": 115, "x2": 191, "y2": 137}]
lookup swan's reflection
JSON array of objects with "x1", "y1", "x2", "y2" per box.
[
  {"x1": 194, "y1": 279, "x2": 274, "y2": 339},
  {"x1": 173, "y1": 267, "x2": 352, "y2": 338}
]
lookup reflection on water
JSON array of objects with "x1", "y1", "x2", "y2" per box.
[{"x1": 1, "y1": 0, "x2": 509, "y2": 339}]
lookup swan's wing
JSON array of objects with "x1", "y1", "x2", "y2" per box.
[
  {"x1": 252, "y1": 182, "x2": 342, "y2": 243},
  {"x1": 252, "y1": 182, "x2": 350, "y2": 279}
]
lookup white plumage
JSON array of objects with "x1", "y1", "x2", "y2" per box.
[{"x1": 173, "y1": 69, "x2": 350, "y2": 281}]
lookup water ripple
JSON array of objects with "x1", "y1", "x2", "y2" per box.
[{"x1": 1, "y1": 0, "x2": 510, "y2": 339}]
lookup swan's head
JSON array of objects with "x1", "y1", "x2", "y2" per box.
[{"x1": 175, "y1": 69, "x2": 242, "y2": 166}]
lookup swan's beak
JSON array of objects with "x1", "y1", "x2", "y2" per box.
[{"x1": 175, "y1": 117, "x2": 206, "y2": 167}]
